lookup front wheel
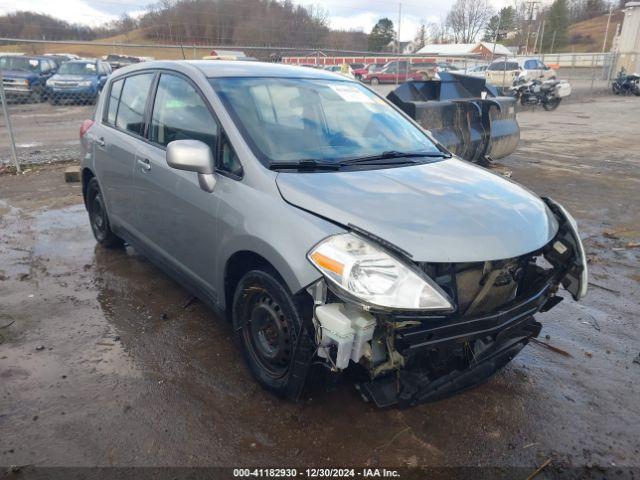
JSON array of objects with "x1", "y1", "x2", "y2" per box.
[
  {"x1": 233, "y1": 269, "x2": 314, "y2": 397},
  {"x1": 543, "y1": 96, "x2": 561, "y2": 111},
  {"x1": 612, "y1": 83, "x2": 621, "y2": 95},
  {"x1": 86, "y1": 178, "x2": 123, "y2": 248},
  {"x1": 370, "y1": 77, "x2": 380, "y2": 86}
]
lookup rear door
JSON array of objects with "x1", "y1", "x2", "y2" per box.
[
  {"x1": 133, "y1": 72, "x2": 224, "y2": 295},
  {"x1": 93, "y1": 72, "x2": 155, "y2": 234}
]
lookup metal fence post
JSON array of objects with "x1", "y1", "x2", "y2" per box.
[{"x1": 0, "y1": 71, "x2": 20, "y2": 174}]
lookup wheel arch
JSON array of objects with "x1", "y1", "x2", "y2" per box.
[{"x1": 222, "y1": 244, "x2": 319, "y2": 324}]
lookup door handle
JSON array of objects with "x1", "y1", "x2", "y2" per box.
[
  {"x1": 96, "y1": 137, "x2": 106, "y2": 147},
  {"x1": 137, "y1": 157, "x2": 151, "y2": 172}
]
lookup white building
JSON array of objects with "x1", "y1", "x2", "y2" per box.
[
  {"x1": 416, "y1": 42, "x2": 512, "y2": 58},
  {"x1": 615, "y1": 2, "x2": 640, "y2": 73}
]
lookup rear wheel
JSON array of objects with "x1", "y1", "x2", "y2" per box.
[
  {"x1": 543, "y1": 96, "x2": 561, "y2": 111},
  {"x1": 633, "y1": 84, "x2": 640, "y2": 96},
  {"x1": 86, "y1": 178, "x2": 123, "y2": 248},
  {"x1": 233, "y1": 269, "x2": 314, "y2": 397}
]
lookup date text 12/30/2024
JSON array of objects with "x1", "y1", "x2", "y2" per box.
[{"x1": 233, "y1": 468, "x2": 401, "y2": 478}]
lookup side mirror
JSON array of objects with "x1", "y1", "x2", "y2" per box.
[{"x1": 166, "y1": 139, "x2": 216, "y2": 192}]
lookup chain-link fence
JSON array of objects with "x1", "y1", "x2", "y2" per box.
[{"x1": 0, "y1": 38, "x2": 638, "y2": 172}]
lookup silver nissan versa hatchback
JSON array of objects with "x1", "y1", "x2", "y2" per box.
[{"x1": 80, "y1": 61, "x2": 587, "y2": 407}]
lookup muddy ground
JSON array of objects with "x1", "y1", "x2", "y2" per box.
[{"x1": 0, "y1": 96, "x2": 639, "y2": 476}]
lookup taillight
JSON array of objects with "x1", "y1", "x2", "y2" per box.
[{"x1": 80, "y1": 119, "x2": 94, "y2": 139}]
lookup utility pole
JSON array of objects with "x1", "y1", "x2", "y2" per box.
[
  {"x1": 550, "y1": 30, "x2": 557, "y2": 54},
  {"x1": 524, "y1": 1, "x2": 539, "y2": 54},
  {"x1": 492, "y1": 13, "x2": 502, "y2": 60},
  {"x1": 538, "y1": 20, "x2": 546, "y2": 55},
  {"x1": 396, "y1": 2, "x2": 402, "y2": 86},
  {"x1": 532, "y1": 18, "x2": 543, "y2": 54},
  {"x1": 602, "y1": 5, "x2": 614, "y2": 53},
  {"x1": 0, "y1": 71, "x2": 20, "y2": 174}
]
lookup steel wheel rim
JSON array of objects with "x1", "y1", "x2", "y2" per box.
[{"x1": 243, "y1": 292, "x2": 292, "y2": 379}]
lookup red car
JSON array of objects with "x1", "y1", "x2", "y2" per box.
[
  {"x1": 362, "y1": 61, "x2": 436, "y2": 85},
  {"x1": 353, "y1": 63, "x2": 382, "y2": 81}
]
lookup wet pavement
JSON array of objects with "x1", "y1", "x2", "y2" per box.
[{"x1": 0, "y1": 97, "x2": 639, "y2": 475}]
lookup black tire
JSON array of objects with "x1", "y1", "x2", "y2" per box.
[
  {"x1": 543, "y1": 96, "x2": 561, "y2": 111},
  {"x1": 370, "y1": 77, "x2": 380, "y2": 86},
  {"x1": 233, "y1": 268, "x2": 314, "y2": 397},
  {"x1": 612, "y1": 83, "x2": 620, "y2": 95},
  {"x1": 633, "y1": 84, "x2": 640, "y2": 96},
  {"x1": 86, "y1": 178, "x2": 123, "y2": 248}
]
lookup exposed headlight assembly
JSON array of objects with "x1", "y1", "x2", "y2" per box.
[
  {"x1": 308, "y1": 233, "x2": 453, "y2": 311},
  {"x1": 544, "y1": 198, "x2": 588, "y2": 300}
]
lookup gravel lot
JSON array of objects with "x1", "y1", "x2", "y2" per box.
[{"x1": 0, "y1": 96, "x2": 639, "y2": 477}]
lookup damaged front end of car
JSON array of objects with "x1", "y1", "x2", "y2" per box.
[{"x1": 304, "y1": 197, "x2": 587, "y2": 407}]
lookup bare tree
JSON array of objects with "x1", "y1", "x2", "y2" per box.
[{"x1": 445, "y1": 0, "x2": 494, "y2": 43}]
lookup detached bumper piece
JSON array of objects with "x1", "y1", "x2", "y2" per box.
[
  {"x1": 386, "y1": 72, "x2": 520, "y2": 165},
  {"x1": 357, "y1": 286, "x2": 548, "y2": 408}
]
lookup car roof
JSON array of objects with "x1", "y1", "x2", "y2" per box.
[{"x1": 113, "y1": 60, "x2": 355, "y2": 81}]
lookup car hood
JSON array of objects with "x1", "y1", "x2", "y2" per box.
[
  {"x1": 276, "y1": 158, "x2": 559, "y2": 262},
  {"x1": 0, "y1": 70, "x2": 37, "y2": 80},
  {"x1": 51, "y1": 74, "x2": 95, "y2": 81}
]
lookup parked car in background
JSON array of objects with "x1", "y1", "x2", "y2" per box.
[
  {"x1": 362, "y1": 61, "x2": 436, "y2": 84},
  {"x1": 486, "y1": 57, "x2": 556, "y2": 89},
  {"x1": 462, "y1": 64, "x2": 488, "y2": 77},
  {"x1": 435, "y1": 62, "x2": 459, "y2": 73},
  {"x1": 80, "y1": 60, "x2": 587, "y2": 407},
  {"x1": 104, "y1": 54, "x2": 143, "y2": 70},
  {"x1": 47, "y1": 59, "x2": 112, "y2": 105},
  {"x1": 324, "y1": 64, "x2": 355, "y2": 78},
  {"x1": 353, "y1": 63, "x2": 382, "y2": 80},
  {"x1": 0, "y1": 55, "x2": 58, "y2": 102},
  {"x1": 44, "y1": 53, "x2": 80, "y2": 63}
]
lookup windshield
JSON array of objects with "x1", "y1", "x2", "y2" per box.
[
  {"x1": 0, "y1": 56, "x2": 40, "y2": 72},
  {"x1": 210, "y1": 77, "x2": 439, "y2": 164},
  {"x1": 58, "y1": 62, "x2": 97, "y2": 75}
]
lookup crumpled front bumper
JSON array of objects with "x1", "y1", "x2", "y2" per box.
[{"x1": 356, "y1": 282, "x2": 551, "y2": 408}]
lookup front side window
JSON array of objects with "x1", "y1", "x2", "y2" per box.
[
  {"x1": 116, "y1": 73, "x2": 154, "y2": 136},
  {"x1": 210, "y1": 77, "x2": 440, "y2": 165},
  {"x1": 149, "y1": 74, "x2": 218, "y2": 152}
]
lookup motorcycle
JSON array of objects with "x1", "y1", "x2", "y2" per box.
[
  {"x1": 611, "y1": 68, "x2": 640, "y2": 96},
  {"x1": 509, "y1": 76, "x2": 571, "y2": 111}
]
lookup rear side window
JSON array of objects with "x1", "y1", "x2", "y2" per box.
[
  {"x1": 149, "y1": 73, "x2": 218, "y2": 152},
  {"x1": 488, "y1": 61, "x2": 519, "y2": 71},
  {"x1": 116, "y1": 73, "x2": 154, "y2": 136},
  {"x1": 524, "y1": 60, "x2": 537, "y2": 69},
  {"x1": 105, "y1": 79, "x2": 123, "y2": 125}
]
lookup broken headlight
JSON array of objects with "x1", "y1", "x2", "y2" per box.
[{"x1": 308, "y1": 233, "x2": 453, "y2": 311}]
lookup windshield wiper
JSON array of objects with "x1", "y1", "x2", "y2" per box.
[
  {"x1": 268, "y1": 160, "x2": 340, "y2": 171},
  {"x1": 340, "y1": 150, "x2": 451, "y2": 166}
]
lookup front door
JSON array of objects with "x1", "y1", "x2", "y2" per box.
[{"x1": 133, "y1": 72, "x2": 222, "y2": 297}]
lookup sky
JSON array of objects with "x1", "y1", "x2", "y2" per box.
[{"x1": 0, "y1": 0, "x2": 516, "y2": 42}]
